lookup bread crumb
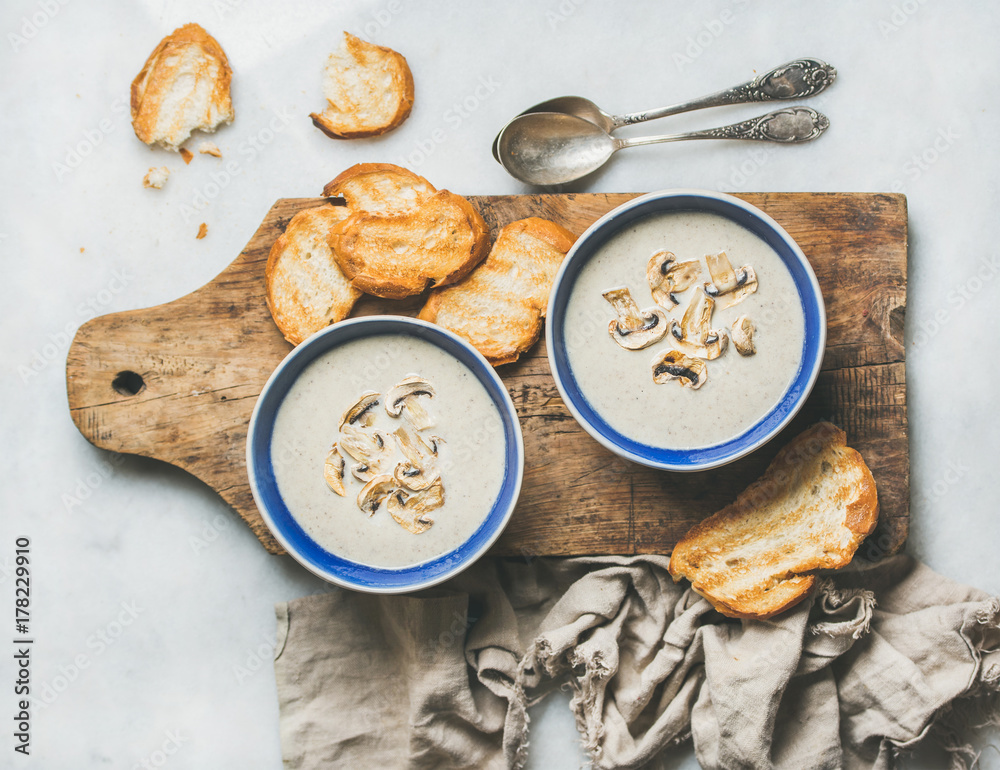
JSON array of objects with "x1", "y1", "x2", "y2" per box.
[
  {"x1": 79, "y1": 247, "x2": 85, "y2": 253},
  {"x1": 197, "y1": 223, "x2": 208, "y2": 239},
  {"x1": 198, "y1": 141, "x2": 222, "y2": 157},
  {"x1": 180, "y1": 148, "x2": 193, "y2": 164},
  {"x1": 143, "y1": 167, "x2": 170, "y2": 189}
]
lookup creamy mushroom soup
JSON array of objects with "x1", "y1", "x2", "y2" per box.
[
  {"x1": 271, "y1": 334, "x2": 508, "y2": 568},
  {"x1": 564, "y1": 210, "x2": 805, "y2": 449}
]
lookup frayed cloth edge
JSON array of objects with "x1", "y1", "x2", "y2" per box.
[
  {"x1": 894, "y1": 596, "x2": 1000, "y2": 770},
  {"x1": 809, "y1": 579, "x2": 877, "y2": 640},
  {"x1": 509, "y1": 637, "x2": 615, "y2": 769}
]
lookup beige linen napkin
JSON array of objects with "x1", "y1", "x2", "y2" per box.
[{"x1": 273, "y1": 555, "x2": 999, "y2": 769}]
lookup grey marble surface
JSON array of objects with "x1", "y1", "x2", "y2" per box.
[{"x1": 1, "y1": 0, "x2": 998, "y2": 766}]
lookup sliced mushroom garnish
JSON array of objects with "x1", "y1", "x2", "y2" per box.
[
  {"x1": 387, "y1": 481, "x2": 444, "y2": 534},
  {"x1": 356, "y1": 474, "x2": 396, "y2": 516},
  {"x1": 703, "y1": 251, "x2": 758, "y2": 309},
  {"x1": 392, "y1": 423, "x2": 442, "y2": 491},
  {"x1": 339, "y1": 391, "x2": 381, "y2": 430},
  {"x1": 732, "y1": 316, "x2": 756, "y2": 356},
  {"x1": 602, "y1": 286, "x2": 668, "y2": 350},
  {"x1": 651, "y1": 350, "x2": 708, "y2": 390},
  {"x1": 339, "y1": 424, "x2": 395, "y2": 482},
  {"x1": 386, "y1": 376, "x2": 436, "y2": 430},
  {"x1": 323, "y1": 443, "x2": 346, "y2": 496},
  {"x1": 668, "y1": 289, "x2": 729, "y2": 360},
  {"x1": 393, "y1": 461, "x2": 442, "y2": 492},
  {"x1": 647, "y1": 250, "x2": 702, "y2": 308}
]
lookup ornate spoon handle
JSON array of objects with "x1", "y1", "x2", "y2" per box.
[
  {"x1": 616, "y1": 58, "x2": 836, "y2": 128},
  {"x1": 617, "y1": 107, "x2": 830, "y2": 148}
]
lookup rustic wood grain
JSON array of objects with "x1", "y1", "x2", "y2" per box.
[{"x1": 66, "y1": 192, "x2": 908, "y2": 557}]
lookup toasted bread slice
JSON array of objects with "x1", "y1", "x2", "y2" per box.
[
  {"x1": 266, "y1": 205, "x2": 362, "y2": 345},
  {"x1": 322, "y1": 163, "x2": 435, "y2": 215},
  {"x1": 668, "y1": 422, "x2": 879, "y2": 619},
  {"x1": 419, "y1": 218, "x2": 577, "y2": 365},
  {"x1": 131, "y1": 23, "x2": 234, "y2": 151},
  {"x1": 310, "y1": 32, "x2": 414, "y2": 139},
  {"x1": 323, "y1": 163, "x2": 489, "y2": 300}
]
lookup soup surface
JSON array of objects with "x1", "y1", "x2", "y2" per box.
[
  {"x1": 271, "y1": 334, "x2": 507, "y2": 568},
  {"x1": 564, "y1": 210, "x2": 806, "y2": 449}
]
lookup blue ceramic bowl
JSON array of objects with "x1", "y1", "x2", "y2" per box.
[
  {"x1": 246, "y1": 316, "x2": 524, "y2": 593},
  {"x1": 546, "y1": 189, "x2": 825, "y2": 472}
]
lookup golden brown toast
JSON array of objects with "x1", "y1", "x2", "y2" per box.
[
  {"x1": 131, "y1": 23, "x2": 234, "y2": 151},
  {"x1": 265, "y1": 205, "x2": 361, "y2": 345},
  {"x1": 322, "y1": 163, "x2": 435, "y2": 213},
  {"x1": 310, "y1": 32, "x2": 414, "y2": 139},
  {"x1": 419, "y1": 218, "x2": 577, "y2": 365},
  {"x1": 324, "y1": 164, "x2": 489, "y2": 300},
  {"x1": 668, "y1": 422, "x2": 879, "y2": 619}
]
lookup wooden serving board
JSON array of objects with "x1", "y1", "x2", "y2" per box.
[{"x1": 67, "y1": 193, "x2": 908, "y2": 559}]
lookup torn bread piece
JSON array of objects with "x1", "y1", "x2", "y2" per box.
[
  {"x1": 324, "y1": 163, "x2": 489, "y2": 299},
  {"x1": 265, "y1": 204, "x2": 362, "y2": 345},
  {"x1": 310, "y1": 32, "x2": 414, "y2": 139},
  {"x1": 131, "y1": 23, "x2": 234, "y2": 151},
  {"x1": 142, "y1": 167, "x2": 170, "y2": 189},
  {"x1": 419, "y1": 218, "x2": 576, "y2": 365},
  {"x1": 668, "y1": 422, "x2": 879, "y2": 620}
]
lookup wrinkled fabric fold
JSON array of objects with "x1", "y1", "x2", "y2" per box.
[{"x1": 273, "y1": 555, "x2": 1000, "y2": 769}]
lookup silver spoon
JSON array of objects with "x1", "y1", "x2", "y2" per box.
[
  {"x1": 491, "y1": 58, "x2": 836, "y2": 161},
  {"x1": 497, "y1": 106, "x2": 830, "y2": 186}
]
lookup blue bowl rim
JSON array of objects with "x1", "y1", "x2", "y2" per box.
[
  {"x1": 246, "y1": 315, "x2": 525, "y2": 593},
  {"x1": 545, "y1": 188, "x2": 826, "y2": 472}
]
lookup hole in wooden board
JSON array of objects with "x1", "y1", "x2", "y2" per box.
[{"x1": 112, "y1": 370, "x2": 145, "y2": 397}]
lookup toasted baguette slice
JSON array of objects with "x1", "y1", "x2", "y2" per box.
[
  {"x1": 131, "y1": 24, "x2": 234, "y2": 151},
  {"x1": 419, "y1": 218, "x2": 577, "y2": 365},
  {"x1": 266, "y1": 205, "x2": 362, "y2": 345},
  {"x1": 310, "y1": 32, "x2": 414, "y2": 139},
  {"x1": 322, "y1": 163, "x2": 435, "y2": 215},
  {"x1": 668, "y1": 422, "x2": 879, "y2": 619},
  {"x1": 323, "y1": 163, "x2": 489, "y2": 300}
]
